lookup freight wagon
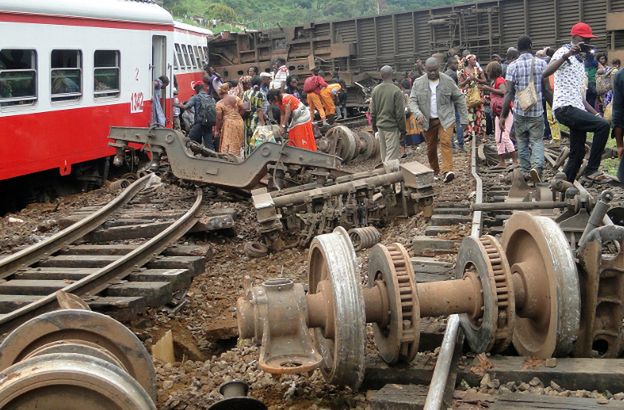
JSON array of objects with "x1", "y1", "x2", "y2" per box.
[{"x1": 208, "y1": 0, "x2": 624, "y2": 93}]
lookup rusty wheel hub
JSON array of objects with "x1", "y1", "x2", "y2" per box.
[
  {"x1": 502, "y1": 212, "x2": 580, "y2": 358},
  {"x1": 367, "y1": 243, "x2": 420, "y2": 364},
  {"x1": 455, "y1": 235, "x2": 515, "y2": 353}
]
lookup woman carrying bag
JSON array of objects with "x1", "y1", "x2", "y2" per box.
[{"x1": 459, "y1": 54, "x2": 487, "y2": 142}]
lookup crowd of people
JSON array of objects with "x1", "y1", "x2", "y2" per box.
[
  {"x1": 152, "y1": 21, "x2": 624, "y2": 187},
  {"x1": 371, "y1": 21, "x2": 624, "y2": 185},
  {"x1": 152, "y1": 59, "x2": 348, "y2": 159}
]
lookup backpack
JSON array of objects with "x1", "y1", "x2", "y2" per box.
[
  {"x1": 195, "y1": 93, "x2": 217, "y2": 126},
  {"x1": 303, "y1": 76, "x2": 318, "y2": 94}
]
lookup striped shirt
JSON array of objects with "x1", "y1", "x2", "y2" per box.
[{"x1": 505, "y1": 52, "x2": 547, "y2": 117}]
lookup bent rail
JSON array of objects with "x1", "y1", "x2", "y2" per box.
[
  {"x1": 0, "y1": 173, "x2": 153, "y2": 278},
  {"x1": 0, "y1": 188, "x2": 203, "y2": 335}
]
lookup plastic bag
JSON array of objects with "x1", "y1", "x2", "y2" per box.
[{"x1": 249, "y1": 125, "x2": 279, "y2": 148}]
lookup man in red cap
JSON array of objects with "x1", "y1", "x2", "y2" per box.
[{"x1": 543, "y1": 22, "x2": 611, "y2": 183}]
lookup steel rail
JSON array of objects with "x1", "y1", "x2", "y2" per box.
[
  {"x1": 0, "y1": 189, "x2": 203, "y2": 335},
  {"x1": 0, "y1": 173, "x2": 153, "y2": 278},
  {"x1": 425, "y1": 139, "x2": 616, "y2": 409},
  {"x1": 424, "y1": 136, "x2": 481, "y2": 410},
  {"x1": 543, "y1": 147, "x2": 614, "y2": 228}
]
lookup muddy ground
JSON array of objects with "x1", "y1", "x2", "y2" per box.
[
  {"x1": 144, "y1": 145, "x2": 473, "y2": 409},
  {"x1": 4, "y1": 140, "x2": 621, "y2": 409},
  {"x1": 0, "y1": 142, "x2": 470, "y2": 409}
]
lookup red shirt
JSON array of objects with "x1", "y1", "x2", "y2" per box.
[
  {"x1": 303, "y1": 75, "x2": 328, "y2": 94},
  {"x1": 277, "y1": 94, "x2": 301, "y2": 112},
  {"x1": 494, "y1": 76, "x2": 512, "y2": 108}
]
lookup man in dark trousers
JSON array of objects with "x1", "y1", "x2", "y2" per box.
[
  {"x1": 543, "y1": 22, "x2": 610, "y2": 183},
  {"x1": 500, "y1": 35, "x2": 550, "y2": 182},
  {"x1": 369, "y1": 65, "x2": 405, "y2": 163},
  {"x1": 176, "y1": 82, "x2": 217, "y2": 150}
]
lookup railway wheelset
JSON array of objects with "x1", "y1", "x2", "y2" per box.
[{"x1": 236, "y1": 211, "x2": 622, "y2": 390}]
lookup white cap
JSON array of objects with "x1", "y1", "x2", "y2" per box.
[{"x1": 259, "y1": 72, "x2": 273, "y2": 79}]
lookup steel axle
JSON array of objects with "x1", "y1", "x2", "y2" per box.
[{"x1": 237, "y1": 212, "x2": 581, "y2": 390}]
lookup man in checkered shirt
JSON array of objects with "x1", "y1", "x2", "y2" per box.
[
  {"x1": 543, "y1": 22, "x2": 611, "y2": 183},
  {"x1": 500, "y1": 35, "x2": 552, "y2": 181}
]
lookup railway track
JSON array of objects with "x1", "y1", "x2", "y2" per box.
[
  {"x1": 420, "y1": 137, "x2": 624, "y2": 409},
  {"x1": 232, "y1": 131, "x2": 624, "y2": 408},
  {"x1": 0, "y1": 174, "x2": 208, "y2": 335}
]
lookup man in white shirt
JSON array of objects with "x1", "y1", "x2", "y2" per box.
[
  {"x1": 543, "y1": 22, "x2": 610, "y2": 183},
  {"x1": 409, "y1": 57, "x2": 468, "y2": 183}
]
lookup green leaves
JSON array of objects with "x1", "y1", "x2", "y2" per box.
[{"x1": 163, "y1": 0, "x2": 461, "y2": 29}]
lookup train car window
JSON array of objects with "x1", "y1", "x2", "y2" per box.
[
  {"x1": 193, "y1": 46, "x2": 202, "y2": 68},
  {"x1": 181, "y1": 45, "x2": 191, "y2": 70},
  {"x1": 94, "y1": 50, "x2": 120, "y2": 98},
  {"x1": 197, "y1": 47, "x2": 205, "y2": 66},
  {"x1": 174, "y1": 44, "x2": 184, "y2": 71},
  {"x1": 0, "y1": 49, "x2": 37, "y2": 107},
  {"x1": 187, "y1": 46, "x2": 197, "y2": 69},
  {"x1": 203, "y1": 46, "x2": 209, "y2": 65},
  {"x1": 51, "y1": 50, "x2": 82, "y2": 102},
  {"x1": 173, "y1": 52, "x2": 179, "y2": 70}
]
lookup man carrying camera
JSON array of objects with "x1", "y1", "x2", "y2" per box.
[{"x1": 543, "y1": 22, "x2": 611, "y2": 183}]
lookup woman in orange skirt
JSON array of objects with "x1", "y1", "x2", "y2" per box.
[
  {"x1": 215, "y1": 84, "x2": 245, "y2": 158},
  {"x1": 267, "y1": 89, "x2": 317, "y2": 151}
]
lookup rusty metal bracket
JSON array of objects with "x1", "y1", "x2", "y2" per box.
[
  {"x1": 252, "y1": 160, "x2": 434, "y2": 246},
  {"x1": 109, "y1": 127, "x2": 344, "y2": 189},
  {"x1": 576, "y1": 225, "x2": 624, "y2": 358},
  {"x1": 237, "y1": 278, "x2": 322, "y2": 374}
]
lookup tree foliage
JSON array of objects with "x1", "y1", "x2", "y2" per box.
[{"x1": 164, "y1": 0, "x2": 463, "y2": 29}]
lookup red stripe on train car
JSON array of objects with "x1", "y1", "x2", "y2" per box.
[
  {"x1": 0, "y1": 12, "x2": 174, "y2": 31},
  {"x1": 0, "y1": 99, "x2": 172, "y2": 180},
  {"x1": 175, "y1": 71, "x2": 205, "y2": 102}
]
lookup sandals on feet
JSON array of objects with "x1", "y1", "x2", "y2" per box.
[{"x1": 584, "y1": 171, "x2": 610, "y2": 183}]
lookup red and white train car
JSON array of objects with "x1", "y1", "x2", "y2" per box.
[
  {"x1": 0, "y1": 0, "x2": 174, "y2": 189},
  {"x1": 173, "y1": 21, "x2": 212, "y2": 102}
]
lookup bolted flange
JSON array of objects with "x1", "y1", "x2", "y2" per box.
[
  {"x1": 455, "y1": 235, "x2": 515, "y2": 353},
  {"x1": 367, "y1": 243, "x2": 420, "y2": 364}
]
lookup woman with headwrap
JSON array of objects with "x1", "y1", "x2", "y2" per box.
[
  {"x1": 266, "y1": 89, "x2": 316, "y2": 151},
  {"x1": 215, "y1": 83, "x2": 245, "y2": 157},
  {"x1": 230, "y1": 75, "x2": 250, "y2": 99},
  {"x1": 458, "y1": 54, "x2": 487, "y2": 141}
]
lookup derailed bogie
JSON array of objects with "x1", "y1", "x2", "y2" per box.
[{"x1": 236, "y1": 212, "x2": 615, "y2": 390}]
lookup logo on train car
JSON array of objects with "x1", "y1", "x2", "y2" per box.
[{"x1": 131, "y1": 91, "x2": 144, "y2": 113}]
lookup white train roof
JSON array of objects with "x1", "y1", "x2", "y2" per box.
[
  {"x1": 0, "y1": 0, "x2": 173, "y2": 25},
  {"x1": 174, "y1": 21, "x2": 213, "y2": 36}
]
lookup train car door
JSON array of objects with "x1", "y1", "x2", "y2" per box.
[{"x1": 152, "y1": 35, "x2": 168, "y2": 124}]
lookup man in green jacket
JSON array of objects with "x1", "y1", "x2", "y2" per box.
[
  {"x1": 370, "y1": 65, "x2": 406, "y2": 162},
  {"x1": 409, "y1": 57, "x2": 468, "y2": 183}
]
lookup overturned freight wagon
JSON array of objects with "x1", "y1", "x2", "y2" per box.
[{"x1": 209, "y1": 0, "x2": 624, "y2": 105}]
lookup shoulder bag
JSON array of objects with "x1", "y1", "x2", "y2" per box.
[
  {"x1": 466, "y1": 68, "x2": 482, "y2": 109},
  {"x1": 516, "y1": 57, "x2": 538, "y2": 112}
]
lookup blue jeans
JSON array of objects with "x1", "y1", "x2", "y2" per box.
[
  {"x1": 189, "y1": 123, "x2": 215, "y2": 150},
  {"x1": 514, "y1": 114, "x2": 545, "y2": 174},
  {"x1": 452, "y1": 110, "x2": 464, "y2": 148}
]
